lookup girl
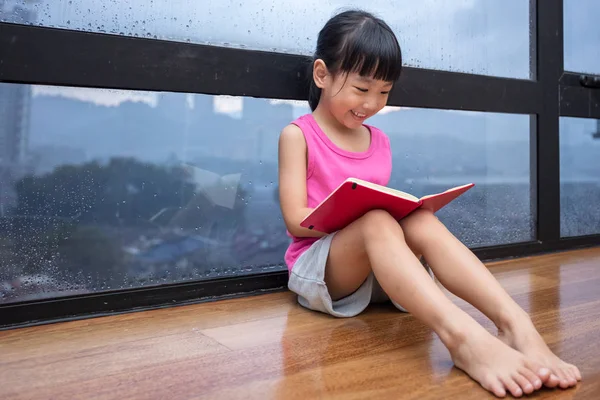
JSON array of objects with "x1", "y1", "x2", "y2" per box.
[{"x1": 277, "y1": 9, "x2": 581, "y2": 398}]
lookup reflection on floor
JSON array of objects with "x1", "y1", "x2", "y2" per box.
[{"x1": 1, "y1": 247, "x2": 600, "y2": 399}]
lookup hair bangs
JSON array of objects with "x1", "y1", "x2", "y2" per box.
[{"x1": 338, "y1": 22, "x2": 402, "y2": 83}]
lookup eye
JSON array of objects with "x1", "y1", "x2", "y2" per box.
[
  {"x1": 354, "y1": 86, "x2": 368, "y2": 92},
  {"x1": 381, "y1": 91, "x2": 390, "y2": 95}
]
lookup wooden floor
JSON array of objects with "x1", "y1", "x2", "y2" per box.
[{"x1": 1, "y1": 248, "x2": 600, "y2": 399}]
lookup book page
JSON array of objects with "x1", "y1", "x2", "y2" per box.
[
  {"x1": 348, "y1": 178, "x2": 419, "y2": 202},
  {"x1": 419, "y1": 183, "x2": 474, "y2": 201}
]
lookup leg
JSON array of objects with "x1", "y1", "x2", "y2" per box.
[
  {"x1": 325, "y1": 210, "x2": 549, "y2": 398},
  {"x1": 399, "y1": 209, "x2": 581, "y2": 389}
]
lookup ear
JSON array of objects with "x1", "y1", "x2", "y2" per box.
[{"x1": 313, "y1": 59, "x2": 329, "y2": 89}]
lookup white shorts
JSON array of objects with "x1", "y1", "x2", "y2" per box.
[{"x1": 287, "y1": 233, "x2": 435, "y2": 317}]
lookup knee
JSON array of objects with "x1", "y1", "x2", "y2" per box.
[
  {"x1": 358, "y1": 209, "x2": 404, "y2": 239},
  {"x1": 406, "y1": 208, "x2": 438, "y2": 224},
  {"x1": 401, "y1": 209, "x2": 445, "y2": 245}
]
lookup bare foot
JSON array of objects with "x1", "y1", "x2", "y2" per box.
[
  {"x1": 446, "y1": 322, "x2": 550, "y2": 398},
  {"x1": 498, "y1": 314, "x2": 582, "y2": 390}
]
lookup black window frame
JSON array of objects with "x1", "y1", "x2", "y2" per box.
[{"x1": 1, "y1": 0, "x2": 599, "y2": 329}]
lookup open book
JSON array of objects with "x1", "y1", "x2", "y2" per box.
[{"x1": 300, "y1": 178, "x2": 474, "y2": 233}]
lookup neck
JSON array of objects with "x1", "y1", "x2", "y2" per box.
[{"x1": 312, "y1": 103, "x2": 359, "y2": 135}]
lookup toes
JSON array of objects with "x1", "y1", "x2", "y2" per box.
[
  {"x1": 563, "y1": 368, "x2": 578, "y2": 386},
  {"x1": 500, "y1": 376, "x2": 523, "y2": 398},
  {"x1": 482, "y1": 376, "x2": 506, "y2": 398},
  {"x1": 544, "y1": 373, "x2": 561, "y2": 388},
  {"x1": 556, "y1": 370, "x2": 571, "y2": 389},
  {"x1": 537, "y1": 367, "x2": 551, "y2": 381},
  {"x1": 570, "y1": 365, "x2": 582, "y2": 381},
  {"x1": 524, "y1": 360, "x2": 550, "y2": 381},
  {"x1": 519, "y1": 367, "x2": 543, "y2": 390},
  {"x1": 491, "y1": 384, "x2": 507, "y2": 398},
  {"x1": 512, "y1": 373, "x2": 535, "y2": 394}
]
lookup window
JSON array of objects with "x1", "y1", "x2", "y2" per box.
[
  {"x1": 0, "y1": 81, "x2": 534, "y2": 303},
  {"x1": 3, "y1": 0, "x2": 599, "y2": 327},
  {"x1": 1, "y1": 0, "x2": 531, "y2": 78},
  {"x1": 560, "y1": 117, "x2": 600, "y2": 237},
  {"x1": 0, "y1": 83, "x2": 289, "y2": 304},
  {"x1": 371, "y1": 108, "x2": 533, "y2": 247},
  {"x1": 564, "y1": 0, "x2": 600, "y2": 74}
]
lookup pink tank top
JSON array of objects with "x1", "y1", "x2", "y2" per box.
[{"x1": 284, "y1": 113, "x2": 393, "y2": 272}]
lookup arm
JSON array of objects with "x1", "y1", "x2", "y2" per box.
[{"x1": 278, "y1": 124, "x2": 327, "y2": 238}]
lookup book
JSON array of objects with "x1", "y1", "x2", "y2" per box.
[{"x1": 300, "y1": 178, "x2": 475, "y2": 233}]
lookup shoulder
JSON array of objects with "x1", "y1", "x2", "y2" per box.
[
  {"x1": 280, "y1": 123, "x2": 305, "y2": 142},
  {"x1": 279, "y1": 123, "x2": 307, "y2": 150},
  {"x1": 280, "y1": 114, "x2": 314, "y2": 142}
]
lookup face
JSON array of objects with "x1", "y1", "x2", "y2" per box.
[{"x1": 315, "y1": 61, "x2": 393, "y2": 129}]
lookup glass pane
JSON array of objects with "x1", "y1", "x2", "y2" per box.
[
  {"x1": 377, "y1": 108, "x2": 533, "y2": 248},
  {"x1": 0, "y1": 83, "x2": 289, "y2": 304},
  {"x1": 560, "y1": 117, "x2": 600, "y2": 237},
  {"x1": 1, "y1": 0, "x2": 530, "y2": 78},
  {"x1": 564, "y1": 0, "x2": 600, "y2": 74},
  {"x1": 0, "y1": 83, "x2": 533, "y2": 304}
]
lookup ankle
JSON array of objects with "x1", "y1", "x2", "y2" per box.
[
  {"x1": 495, "y1": 307, "x2": 532, "y2": 333},
  {"x1": 434, "y1": 311, "x2": 477, "y2": 351}
]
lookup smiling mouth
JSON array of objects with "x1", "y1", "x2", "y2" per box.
[{"x1": 351, "y1": 110, "x2": 366, "y2": 118}]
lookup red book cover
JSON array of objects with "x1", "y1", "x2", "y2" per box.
[{"x1": 300, "y1": 178, "x2": 474, "y2": 234}]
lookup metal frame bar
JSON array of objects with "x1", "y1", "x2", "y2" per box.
[
  {"x1": 534, "y1": 0, "x2": 563, "y2": 242},
  {"x1": 0, "y1": 23, "x2": 541, "y2": 114},
  {"x1": 0, "y1": 272, "x2": 288, "y2": 330},
  {"x1": 1, "y1": 0, "x2": 600, "y2": 329}
]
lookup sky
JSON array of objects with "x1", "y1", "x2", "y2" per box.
[{"x1": 1, "y1": 0, "x2": 599, "y2": 114}]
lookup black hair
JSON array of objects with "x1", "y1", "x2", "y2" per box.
[{"x1": 308, "y1": 9, "x2": 403, "y2": 111}]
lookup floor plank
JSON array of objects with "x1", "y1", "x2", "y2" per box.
[{"x1": 1, "y1": 247, "x2": 599, "y2": 399}]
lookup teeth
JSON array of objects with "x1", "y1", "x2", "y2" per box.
[{"x1": 352, "y1": 110, "x2": 366, "y2": 118}]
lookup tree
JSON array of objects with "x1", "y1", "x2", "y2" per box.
[
  {"x1": 11, "y1": 157, "x2": 250, "y2": 281},
  {"x1": 15, "y1": 157, "x2": 197, "y2": 226}
]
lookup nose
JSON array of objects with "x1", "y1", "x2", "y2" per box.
[
  {"x1": 363, "y1": 100, "x2": 377, "y2": 111},
  {"x1": 364, "y1": 94, "x2": 382, "y2": 110}
]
